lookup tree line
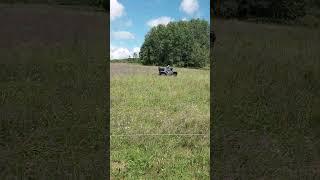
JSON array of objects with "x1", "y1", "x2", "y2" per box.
[
  {"x1": 139, "y1": 19, "x2": 210, "y2": 68},
  {"x1": 212, "y1": 0, "x2": 320, "y2": 20},
  {"x1": 1, "y1": 0, "x2": 108, "y2": 10}
]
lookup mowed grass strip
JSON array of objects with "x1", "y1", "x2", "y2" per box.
[{"x1": 111, "y1": 63, "x2": 210, "y2": 179}]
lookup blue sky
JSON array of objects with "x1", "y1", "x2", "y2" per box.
[{"x1": 110, "y1": 0, "x2": 210, "y2": 59}]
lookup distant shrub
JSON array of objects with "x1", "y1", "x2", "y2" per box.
[
  {"x1": 299, "y1": 15, "x2": 320, "y2": 27},
  {"x1": 214, "y1": 0, "x2": 307, "y2": 20},
  {"x1": 0, "y1": 0, "x2": 108, "y2": 11},
  {"x1": 219, "y1": 1, "x2": 239, "y2": 18}
]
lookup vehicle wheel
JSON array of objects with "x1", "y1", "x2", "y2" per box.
[
  {"x1": 173, "y1": 73, "x2": 177, "y2": 76},
  {"x1": 160, "y1": 73, "x2": 166, "y2": 76}
]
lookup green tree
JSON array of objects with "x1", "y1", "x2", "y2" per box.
[
  {"x1": 1, "y1": 0, "x2": 108, "y2": 11},
  {"x1": 139, "y1": 19, "x2": 210, "y2": 68},
  {"x1": 133, "y1": 52, "x2": 138, "y2": 59},
  {"x1": 213, "y1": 0, "x2": 307, "y2": 20}
]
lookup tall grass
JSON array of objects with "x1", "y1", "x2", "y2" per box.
[
  {"x1": 0, "y1": 5, "x2": 107, "y2": 178},
  {"x1": 212, "y1": 19, "x2": 320, "y2": 178},
  {"x1": 111, "y1": 64, "x2": 210, "y2": 179}
]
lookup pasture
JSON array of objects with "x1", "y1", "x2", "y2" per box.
[
  {"x1": 110, "y1": 63, "x2": 210, "y2": 179},
  {"x1": 0, "y1": 4, "x2": 107, "y2": 178},
  {"x1": 212, "y1": 19, "x2": 320, "y2": 178}
]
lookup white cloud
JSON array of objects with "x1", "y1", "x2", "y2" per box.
[
  {"x1": 112, "y1": 31, "x2": 135, "y2": 40},
  {"x1": 110, "y1": 45, "x2": 140, "y2": 60},
  {"x1": 180, "y1": 0, "x2": 199, "y2": 15},
  {"x1": 133, "y1": 47, "x2": 140, "y2": 54},
  {"x1": 147, "y1": 16, "x2": 174, "y2": 27},
  {"x1": 111, "y1": 0, "x2": 125, "y2": 21},
  {"x1": 182, "y1": 17, "x2": 188, "y2": 21},
  {"x1": 110, "y1": 45, "x2": 131, "y2": 59}
]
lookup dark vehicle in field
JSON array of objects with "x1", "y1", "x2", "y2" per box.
[{"x1": 158, "y1": 66, "x2": 178, "y2": 76}]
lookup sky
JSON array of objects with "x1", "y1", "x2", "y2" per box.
[{"x1": 110, "y1": 0, "x2": 210, "y2": 60}]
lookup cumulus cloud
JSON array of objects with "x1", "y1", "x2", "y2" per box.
[
  {"x1": 111, "y1": 0, "x2": 125, "y2": 21},
  {"x1": 110, "y1": 45, "x2": 131, "y2": 59},
  {"x1": 110, "y1": 45, "x2": 140, "y2": 60},
  {"x1": 147, "y1": 16, "x2": 174, "y2": 27},
  {"x1": 133, "y1": 47, "x2": 140, "y2": 54},
  {"x1": 112, "y1": 31, "x2": 135, "y2": 40},
  {"x1": 180, "y1": 0, "x2": 199, "y2": 15},
  {"x1": 182, "y1": 17, "x2": 188, "y2": 21}
]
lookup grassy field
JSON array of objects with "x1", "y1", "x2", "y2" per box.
[
  {"x1": 212, "y1": 19, "x2": 320, "y2": 178},
  {"x1": 0, "y1": 4, "x2": 107, "y2": 178},
  {"x1": 110, "y1": 63, "x2": 210, "y2": 179}
]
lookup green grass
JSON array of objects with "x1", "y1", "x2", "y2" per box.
[
  {"x1": 0, "y1": 5, "x2": 107, "y2": 178},
  {"x1": 111, "y1": 63, "x2": 210, "y2": 179},
  {"x1": 212, "y1": 19, "x2": 320, "y2": 178}
]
